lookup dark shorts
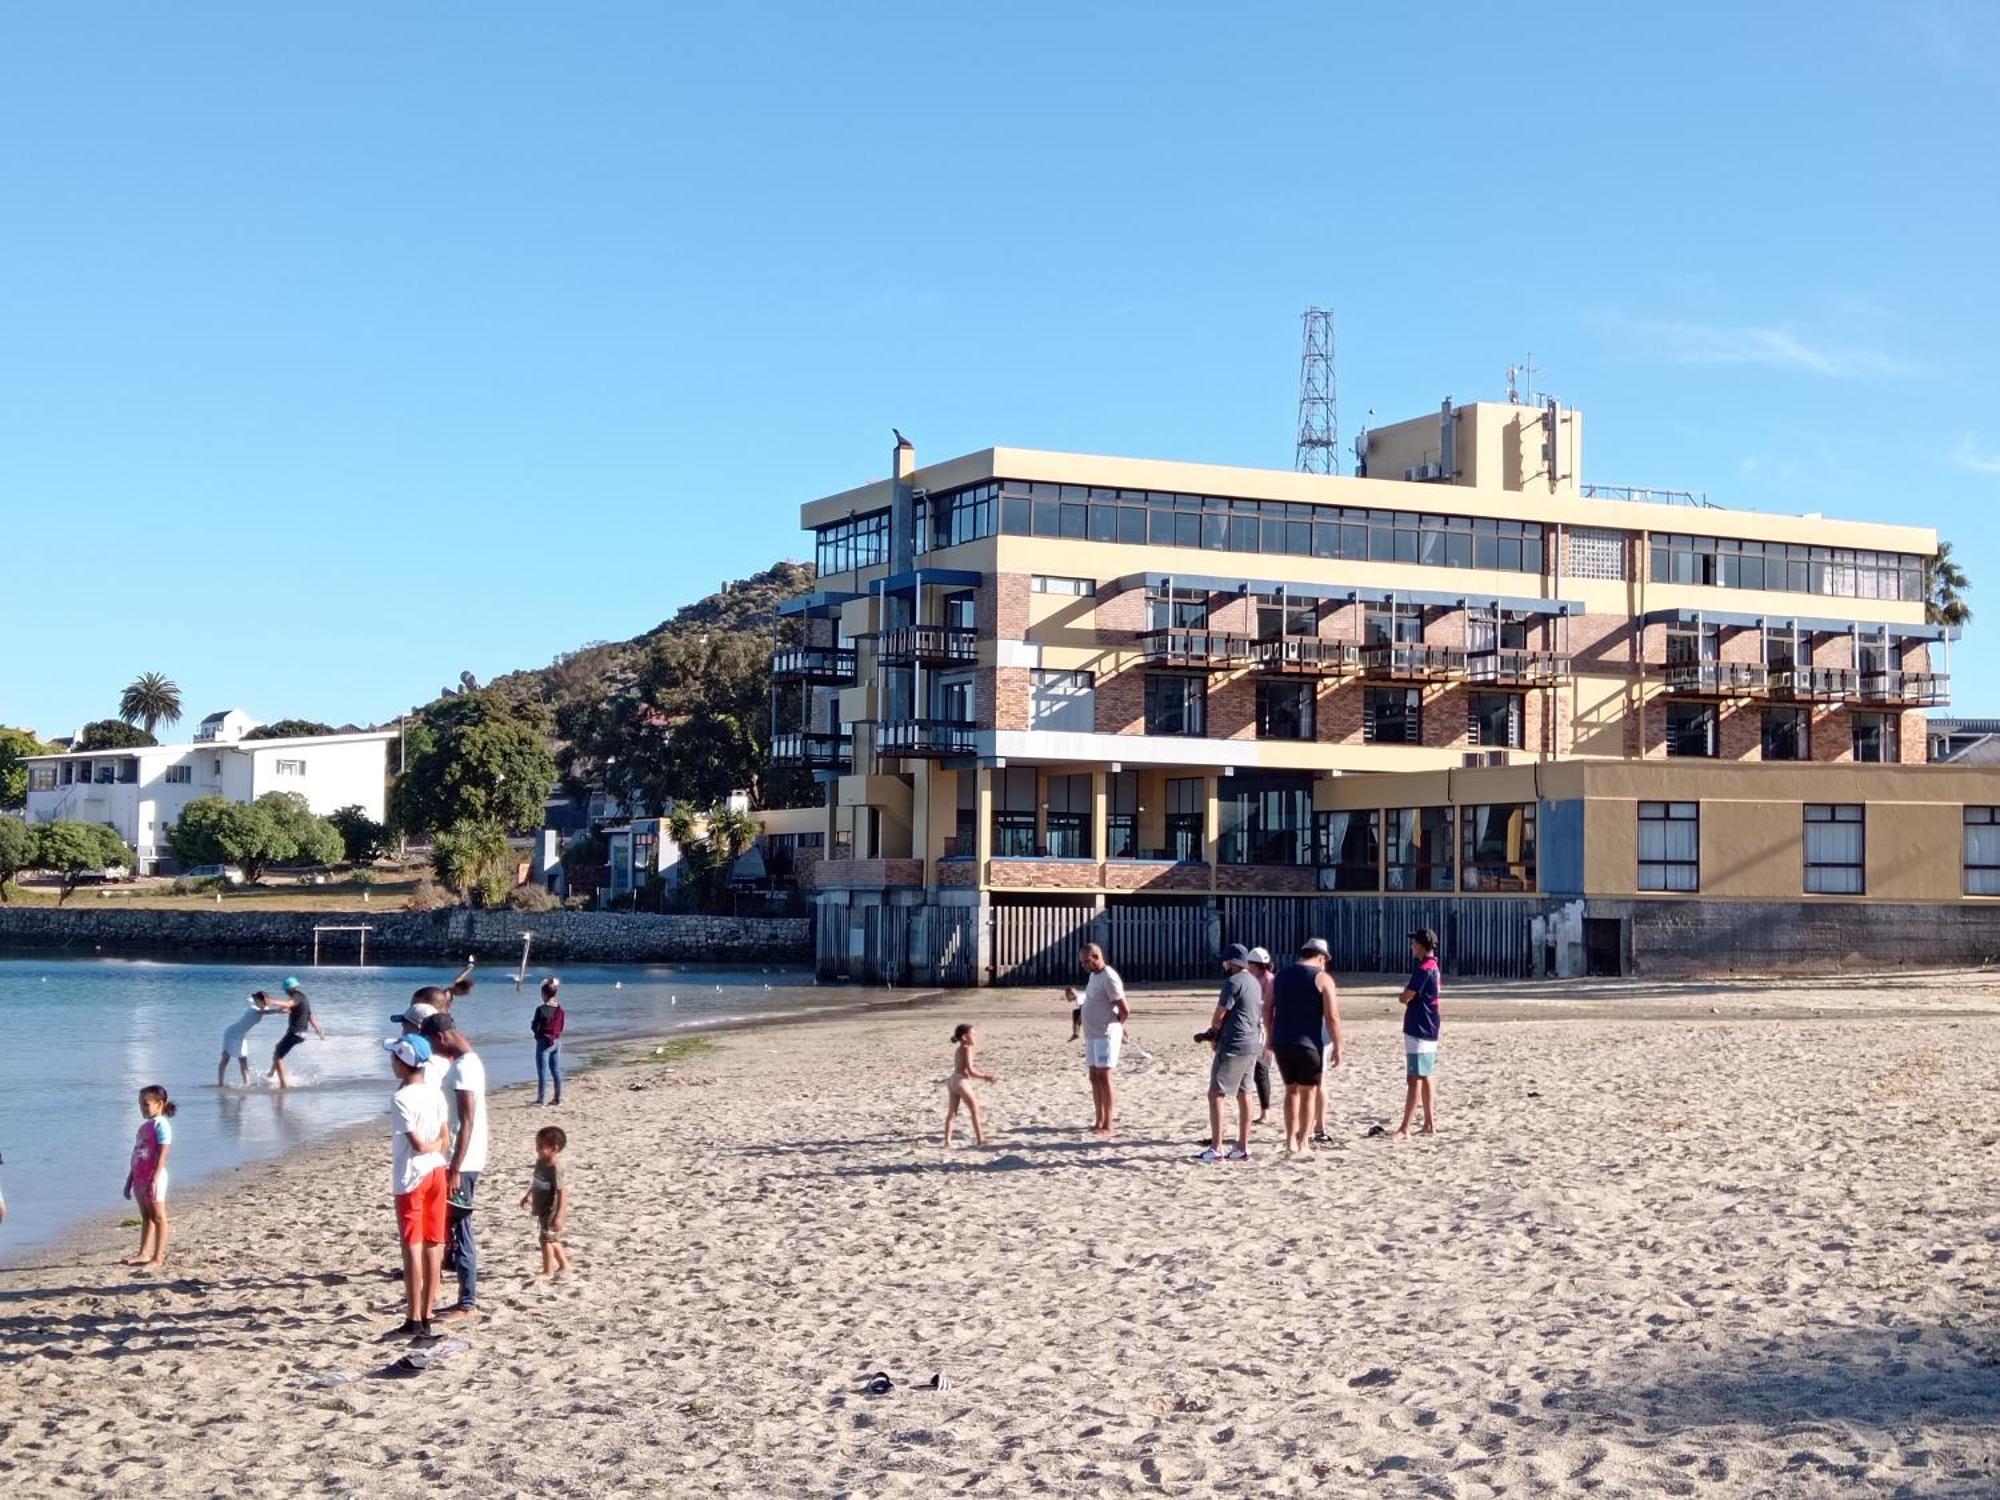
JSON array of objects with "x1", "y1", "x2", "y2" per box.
[
  {"x1": 273, "y1": 1032, "x2": 307, "y2": 1061},
  {"x1": 1275, "y1": 1041, "x2": 1324, "y2": 1087}
]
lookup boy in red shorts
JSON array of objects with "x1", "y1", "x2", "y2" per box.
[{"x1": 384, "y1": 1034, "x2": 450, "y2": 1340}]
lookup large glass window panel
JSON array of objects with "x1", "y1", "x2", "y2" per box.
[
  {"x1": 1255, "y1": 678, "x2": 1315, "y2": 740},
  {"x1": 1386, "y1": 806, "x2": 1454, "y2": 891},
  {"x1": 1165, "y1": 776, "x2": 1205, "y2": 860},
  {"x1": 1314, "y1": 809, "x2": 1379, "y2": 890},
  {"x1": 1144, "y1": 674, "x2": 1207, "y2": 736},
  {"x1": 1803, "y1": 804, "x2": 1865, "y2": 894},
  {"x1": 1966, "y1": 807, "x2": 2000, "y2": 895},
  {"x1": 1638, "y1": 801, "x2": 1700, "y2": 891},
  {"x1": 1461, "y1": 803, "x2": 1536, "y2": 891}
]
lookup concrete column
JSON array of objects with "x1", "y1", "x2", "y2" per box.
[
  {"x1": 1090, "y1": 769, "x2": 1109, "y2": 902},
  {"x1": 1203, "y1": 772, "x2": 1222, "y2": 892},
  {"x1": 1034, "y1": 769, "x2": 1049, "y2": 856},
  {"x1": 974, "y1": 766, "x2": 994, "y2": 883}
]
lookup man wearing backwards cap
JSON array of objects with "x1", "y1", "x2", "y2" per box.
[
  {"x1": 391, "y1": 1001, "x2": 450, "y2": 1086},
  {"x1": 384, "y1": 1033, "x2": 450, "y2": 1341},
  {"x1": 1198, "y1": 945, "x2": 1264, "y2": 1164}
]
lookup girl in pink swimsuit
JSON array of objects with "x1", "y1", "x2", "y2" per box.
[{"x1": 123, "y1": 1085, "x2": 177, "y2": 1268}]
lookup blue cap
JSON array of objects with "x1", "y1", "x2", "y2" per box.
[
  {"x1": 283, "y1": 976, "x2": 302, "y2": 991},
  {"x1": 383, "y1": 1034, "x2": 432, "y2": 1068},
  {"x1": 1220, "y1": 943, "x2": 1251, "y2": 966}
]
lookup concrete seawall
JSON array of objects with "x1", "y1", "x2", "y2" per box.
[{"x1": 0, "y1": 907, "x2": 811, "y2": 965}]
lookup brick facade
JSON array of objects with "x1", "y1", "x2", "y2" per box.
[
  {"x1": 988, "y1": 858, "x2": 1102, "y2": 890},
  {"x1": 1102, "y1": 860, "x2": 1213, "y2": 893},
  {"x1": 990, "y1": 666, "x2": 1032, "y2": 731},
  {"x1": 1095, "y1": 664, "x2": 1147, "y2": 734},
  {"x1": 1215, "y1": 863, "x2": 1318, "y2": 893}
]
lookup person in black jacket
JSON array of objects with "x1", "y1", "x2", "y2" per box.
[{"x1": 530, "y1": 977, "x2": 566, "y2": 1107}]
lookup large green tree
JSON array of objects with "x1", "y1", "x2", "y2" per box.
[
  {"x1": 431, "y1": 819, "x2": 514, "y2": 906},
  {"x1": 119, "y1": 673, "x2": 183, "y2": 736},
  {"x1": 327, "y1": 804, "x2": 388, "y2": 863},
  {"x1": 0, "y1": 728, "x2": 61, "y2": 810},
  {"x1": 33, "y1": 820, "x2": 132, "y2": 904},
  {"x1": 168, "y1": 792, "x2": 342, "y2": 882},
  {"x1": 390, "y1": 692, "x2": 556, "y2": 838},
  {"x1": 0, "y1": 816, "x2": 34, "y2": 900},
  {"x1": 243, "y1": 719, "x2": 338, "y2": 741},
  {"x1": 77, "y1": 719, "x2": 156, "y2": 751},
  {"x1": 1926, "y1": 541, "x2": 1972, "y2": 628}
]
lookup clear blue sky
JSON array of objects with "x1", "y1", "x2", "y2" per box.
[{"x1": 5, "y1": 3, "x2": 1998, "y2": 735}]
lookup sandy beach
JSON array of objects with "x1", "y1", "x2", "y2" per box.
[{"x1": 4, "y1": 971, "x2": 2000, "y2": 1498}]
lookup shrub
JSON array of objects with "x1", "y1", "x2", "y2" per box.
[
  {"x1": 405, "y1": 878, "x2": 453, "y2": 911},
  {"x1": 349, "y1": 868, "x2": 379, "y2": 888},
  {"x1": 504, "y1": 884, "x2": 559, "y2": 912}
]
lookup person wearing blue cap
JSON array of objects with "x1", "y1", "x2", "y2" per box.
[
  {"x1": 263, "y1": 978, "x2": 326, "y2": 1090},
  {"x1": 384, "y1": 1033, "x2": 450, "y2": 1341},
  {"x1": 1198, "y1": 945, "x2": 1263, "y2": 1164}
]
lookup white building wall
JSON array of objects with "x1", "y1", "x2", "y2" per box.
[{"x1": 241, "y1": 740, "x2": 390, "y2": 822}]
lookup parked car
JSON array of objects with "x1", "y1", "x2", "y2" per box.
[
  {"x1": 70, "y1": 866, "x2": 131, "y2": 886},
  {"x1": 183, "y1": 864, "x2": 245, "y2": 886}
]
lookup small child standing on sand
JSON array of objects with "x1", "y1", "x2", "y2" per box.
[
  {"x1": 522, "y1": 1125, "x2": 570, "y2": 1278},
  {"x1": 1395, "y1": 928, "x2": 1442, "y2": 1137},
  {"x1": 943, "y1": 1023, "x2": 999, "y2": 1148},
  {"x1": 123, "y1": 1085, "x2": 176, "y2": 1267}
]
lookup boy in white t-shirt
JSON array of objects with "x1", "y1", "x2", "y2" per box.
[
  {"x1": 423, "y1": 1014, "x2": 489, "y2": 1321},
  {"x1": 384, "y1": 1035, "x2": 450, "y2": 1341}
]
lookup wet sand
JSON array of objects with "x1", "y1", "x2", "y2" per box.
[{"x1": 4, "y1": 971, "x2": 1999, "y2": 1498}]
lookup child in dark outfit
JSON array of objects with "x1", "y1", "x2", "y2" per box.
[
  {"x1": 1395, "y1": 928, "x2": 1442, "y2": 1136},
  {"x1": 522, "y1": 1125, "x2": 570, "y2": 1277}
]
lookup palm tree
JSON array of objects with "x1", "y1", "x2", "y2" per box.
[
  {"x1": 1925, "y1": 542, "x2": 1972, "y2": 628},
  {"x1": 119, "y1": 673, "x2": 184, "y2": 736}
]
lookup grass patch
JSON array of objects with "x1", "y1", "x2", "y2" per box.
[
  {"x1": 641, "y1": 1035, "x2": 719, "y2": 1065},
  {"x1": 119, "y1": 1217, "x2": 141, "y2": 1229}
]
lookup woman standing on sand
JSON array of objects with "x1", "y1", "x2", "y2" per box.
[{"x1": 531, "y1": 978, "x2": 565, "y2": 1107}]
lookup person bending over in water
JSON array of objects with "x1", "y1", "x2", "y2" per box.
[
  {"x1": 264, "y1": 979, "x2": 327, "y2": 1090},
  {"x1": 217, "y1": 991, "x2": 278, "y2": 1088},
  {"x1": 943, "y1": 1023, "x2": 999, "y2": 1148},
  {"x1": 123, "y1": 1085, "x2": 176, "y2": 1268}
]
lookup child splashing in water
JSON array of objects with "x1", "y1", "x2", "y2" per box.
[
  {"x1": 124, "y1": 1085, "x2": 176, "y2": 1267},
  {"x1": 943, "y1": 1024, "x2": 999, "y2": 1148}
]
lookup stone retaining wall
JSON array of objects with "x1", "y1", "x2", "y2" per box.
[{"x1": 0, "y1": 907, "x2": 810, "y2": 965}]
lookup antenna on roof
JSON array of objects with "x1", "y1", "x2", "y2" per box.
[{"x1": 1295, "y1": 308, "x2": 1339, "y2": 475}]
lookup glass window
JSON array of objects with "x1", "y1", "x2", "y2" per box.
[
  {"x1": 991, "y1": 766, "x2": 1037, "y2": 857},
  {"x1": 1638, "y1": 801, "x2": 1700, "y2": 891},
  {"x1": 1761, "y1": 706, "x2": 1810, "y2": 761},
  {"x1": 1106, "y1": 770, "x2": 1139, "y2": 860},
  {"x1": 1467, "y1": 692, "x2": 1521, "y2": 749},
  {"x1": 1165, "y1": 776, "x2": 1205, "y2": 860},
  {"x1": 1314, "y1": 809, "x2": 1379, "y2": 890},
  {"x1": 1804, "y1": 804, "x2": 1865, "y2": 894},
  {"x1": 1255, "y1": 592, "x2": 1317, "y2": 641},
  {"x1": 1851, "y1": 712, "x2": 1900, "y2": 763},
  {"x1": 164, "y1": 765, "x2": 193, "y2": 784},
  {"x1": 1364, "y1": 687, "x2": 1422, "y2": 744},
  {"x1": 1461, "y1": 803, "x2": 1536, "y2": 891},
  {"x1": 1031, "y1": 574, "x2": 1094, "y2": 596},
  {"x1": 1147, "y1": 585, "x2": 1208, "y2": 632},
  {"x1": 1966, "y1": 807, "x2": 2000, "y2": 896},
  {"x1": 1045, "y1": 773, "x2": 1093, "y2": 860},
  {"x1": 1666, "y1": 702, "x2": 1716, "y2": 758},
  {"x1": 1364, "y1": 602, "x2": 1422, "y2": 645},
  {"x1": 1255, "y1": 679, "x2": 1315, "y2": 740},
  {"x1": 1029, "y1": 670, "x2": 1095, "y2": 732},
  {"x1": 1144, "y1": 674, "x2": 1207, "y2": 736},
  {"x1": 1386, "y1": 806, "x2": 1454, "y2": 891},
  {"x1": 275, "y1": 759, "x2": 307, "y2": 776},
  {"x1": 1217, "y1": 772, "x2": 1313, "y2": 865}
]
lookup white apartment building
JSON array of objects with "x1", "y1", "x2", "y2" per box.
[{"x1": 22, "y1": 713, "x2": 394, "y2": 874}]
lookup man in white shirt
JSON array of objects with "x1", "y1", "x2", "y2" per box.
[
  {"x1": 384, "y1": 1034, "x2": 450, "y2": 1341},
  {"x1": 1064, "y1": 943, "x2": 1129, "y2": 1134},
  {"x1": 423, "y1": 1014, "x2": 489, "y2": 1322}
]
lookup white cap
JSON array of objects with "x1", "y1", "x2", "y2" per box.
[{"x1": 1246, "y1": 947, "x2": 1272, "y2": 966}]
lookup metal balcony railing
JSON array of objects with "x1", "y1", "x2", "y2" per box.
[
  {"x1": 876, "y1": 625, "x2": 977, "y2": 666},
  {"x1": 1851, "y1": 670, "x2": 1949, "y2": 707},
  {"x1": 1772, "y1": 666, "x2": 1857, "y2": 701},
  {"x1": 1253, "y1": 636, "x2": 1359, "y2": 674},
  {"x1": 874, "y1": 718, "x2": 977, "y2": 758},
  {"x1": 1465, "y1": 648, "x2": 1571, "y2": 686},
  {"x1": 1359, "y1": 643, "x2": 1467, "y2": 680},
  {"x1": 1140, "y1": 628, "x2": 1257, "y2": 668},
  {"x1": 1663, "y1": 660, "x2": 1769, "y2": 696},
  {"x1": 770, "y1": 646, "x2": 858, "y2": 686},
  {"x1": 768, "y1": 731, "x2": 852, "y2": 772}
]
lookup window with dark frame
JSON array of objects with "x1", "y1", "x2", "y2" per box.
[
  {"x1": 1803, "y1": 803, "x2": 1865, "y2": 894},
  {"x1": 1460, "y1": 803, "x2": 1536, "y2": 891},
  {"x1": 1106, "y1": 771, "x2": 1139, "y2": 860},
  {"x1": 1217, "y1": 773, "x2": 1313, "y2": 865},
  {"x1": 1637, "y1": 801, "x2": 1700, "y2": 891},
  {"x1": 1144, "y1": 674, "x2": 1208, "y2": 736},
  {"x1": 1364, "y1": 687, "x2": 1422, "y2": 744},
  {"x1": 1666, "y1": 702, "x2": 1717, "y2": 758},
  {"x1": 1966, "y1": 807, "x2": 2000, "y2": 895},
  {"x1": 1164, "y1": 776, "x2": 1205, "y2": 861},
  {"x1": 1385, "y1": 806, "x2": 1454, "y2": 891},
  {"x1": 1044, "y1": 773, "x2": 1093, "y2": 860},
  {"x1": 1851, "y1": 712, "x2": 1900, "y2": 763},
  {"x1": 1761, "y1": 706, "x2": 1809, "y2": 762},
  {"x1": 1255, "y1": 678, "x2": 1315, "y2": 740},
  {"x1": 1467, "y1": 692, "x2": 1522, "y2": 749},
  {"x1": 1313, "y1": 809, "x2": 1380, "y2": 890}
]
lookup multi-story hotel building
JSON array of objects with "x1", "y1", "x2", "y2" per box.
[{"x1": 774, "y1": 401, "x2": 1986, "y2": 982}]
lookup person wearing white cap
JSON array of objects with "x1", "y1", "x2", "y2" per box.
[
  {"x1": 391, "y1": 1001, "x2": 450, "y2": 1086},
  {"x1": 1270, "y1": 939, "x2": 1343, "y2": 1153},
  {"x1": 1245, "y1": 947, "x2": 1276, "y2": 1125},
  {"x1": 384, "y1": 1033, "x2": 450, "y2": 1341}
]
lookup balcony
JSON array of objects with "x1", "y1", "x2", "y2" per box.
[
  {"x1": 1772, "y1": 666, "x2": 1858, "y2": 702},
  {"x1": 875, "y1": 718, "x2": 977, "y2": 758},
  {"x1": 877, "y1": 625, "x2": 977, "y2": 667},
  {"x1": 770, "y1": 645, "x2": 858, "y2": 686},
  {"x1": 1359, "y1": 643, "x2": 1467, "y2": 682},
  {"x1": 769, "y1": 731, "x2": 852, "y2": 774},
  {"x1": 1465, "y1": 649, "x2": 1571, "y2": 687},
  {"x1": 1254, "y1": 636, "x2": 1358, "y2": 675},
  {"x1": 1663, "y1": 661, "x2": 1769, "y2": 697},
  {"x1": 1141, "y1": 628, "x2": 1257, "y2": 669},
  {"x1": 1852, "y1": 670, "x2": 1949, "y2": 708}
]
